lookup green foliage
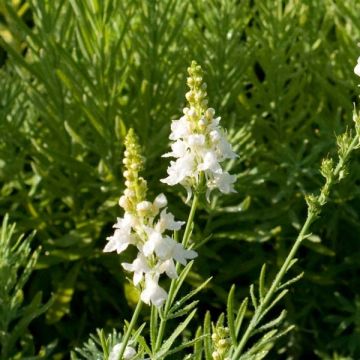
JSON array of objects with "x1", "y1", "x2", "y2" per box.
[
  {"x1": 0, "y1": 215, "x2": 53, "y2": 359},
  {"x1": 1, "y1": 0, "x2": 360, "y2": 358}
]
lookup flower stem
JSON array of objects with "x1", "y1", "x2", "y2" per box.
[
  {"x1": 182, "y1": 192, "x2": 199, "y2": 247},
  {"x1": 231, "y1": 213, "x2": 314, "y2": 359},
  {"x1": 154, "y1": 192, "x2": 200, "y2": 352},
  {"x1": 117, "y1": 299, "x2": 143, "y2": 360},
  {"x1": 232, "y1": 129, "x2": 360, "y2": 359}
]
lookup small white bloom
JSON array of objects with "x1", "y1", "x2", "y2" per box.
[
  {"x1": 155, "y1": 208, "x2": 185, "y2": 233},
  {"x1": 122, "y1": 253, "x2": 150, "y2": 285},
  {"x1": 171, "y1": 242, "x2": 198, "y2": 265},
  {"x1": 113, "y1": 213, "x2": 136, "y2": 230},
  {"x1": 197, "y1": 151, "x2": 222, "y2": 173},
  {"x1": 217, "y1": 138, "x2": 237, "y2": 160},
  {"x1": 163, "y1": 140, "x2": 188, "y2": 158},
  {"x1": 151, "y1": 236, "x2": 198, "y2": 265},
  {"x1": 103, "y1": 228, "x2": 134, "y2": 254},
  {"x1": 214, "y1": 172, "x2": 237, "y2": 194},
  {"x1": 142, "y1": 230, "x2": 163, "y2": 256},
  {"x1": 355, "y1": 56, "x2": 360, "y2": 77},
  {"x1": 141, "y1": 274, "x2": 168, "y2": 307},
  {"x1": 109, "y1": 343, "x2": 136, "y2": 360},
  {"x1": 188, "y1": 134, "x2": 205, "y2": 147},
  {"x1": 158, "y1": 258, "x2": 178, "y2": 279},
  {"x1": 161, "y1": 154, "x2": 196, "y2": 186},
  {"x1": 169, "y1": 116, "x2": 190, "y2": 140}
]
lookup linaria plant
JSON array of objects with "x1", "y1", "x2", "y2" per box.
[{"x1": 80, "y1": 60, "x2": 360, "y2": 360}]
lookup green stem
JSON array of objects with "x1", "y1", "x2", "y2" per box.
[
  {"x1": 232, "y1": 213, "x2": 314, "y2": 359},
  {"x1": 117, "y1": 299, "x2": 143, "y2": 360},
  {"x1": 232, "y1": 131, "x2": 360, "y2": 359},
  {"x1": 154, "y1": 192, "x2": 200, "y2": 352},
  {"x1": 182, "y1": 192, "x2": 199, "y2": 247}
]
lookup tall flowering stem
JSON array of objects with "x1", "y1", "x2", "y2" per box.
[
  {"x1": 154, "y1": 61, "x2": 237, "y2": 352},
  {"x1": 104, "y1": 129, "x2": 198, "y2": 358},
  {"x1": 231, "y1": 112, "x2": 360, "y2": 359}
]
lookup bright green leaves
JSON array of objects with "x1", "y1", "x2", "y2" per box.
[{"x1": 0, "y1": 215, "x2": 52, "y2": 359}]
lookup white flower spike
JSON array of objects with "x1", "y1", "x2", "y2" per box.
[
  {"x1": 161, "y1": 61, "x2": 237, "y2": 199},
  {"x1": 104, "y1": 129, "x2": 198, "y2": 308}
]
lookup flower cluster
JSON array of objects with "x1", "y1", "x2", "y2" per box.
[
  {"x1": 104, "y1": 129, "x2": 197, "y2": 307},
  {"x1": 161, "y1": 61, "x2": 237, "y2": 200}
]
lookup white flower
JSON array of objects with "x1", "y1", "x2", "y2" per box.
[
  {"x1": 109, "y1": 343, "x2": 136, "y2": 360},
  {"x1": 140, "y1": 274, "x2": 168, "y2": 307},
  {"x1": 158, "y1": 258, "x2": 178, "y2": 279},
  {"x1": 103, "y1": 228, "x2": 135, "y2": 254},
  {"x1": 198, "y1": 151, "x2": 222, "y2": 173},
  {"x1": 171, "y1": 242, "x2": 198, "y2": 265},
  {"x1": 161, "y1": 154, "x2": 196, "y2": 186},
  {"x1": 214, "y1": 172, "x2": 237, "y2": 194},
  {"x1": 122, "y1": 253, "x2": 150, "y2": 285},
  {"x1": 142, "y1": 230, "x2": 163, "y2": 256},
  {"x1": 169, "y1": 116, "x2": 190, "y2": 140},
  {"x1": 163, "y1": 140, "x2": 188, "y2": 158},
  {"x1": 155, "y1": 208, "x2": 185, "y2": 233},
  {"x1": 355, "y1": 56, "x2": 360, "y2": 77}
]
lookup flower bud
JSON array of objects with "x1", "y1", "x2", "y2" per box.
[
  {"x1": 137, "y1": 201, "x2": 153, "y2": 216},
  {"x1": 153, "y1": 193, "x2": 167, "y2": 209},
  {"x1": 212, "y1": 351, "x2": 221, "y2": 360}
]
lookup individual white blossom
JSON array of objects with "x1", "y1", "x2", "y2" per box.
[
  {"x1": 161, "y1": 61, "x2": 237, "y2": 199},
  {"x1": 140, "y1": 274, "x2": 168, "y2": 307},
  {"x1": 122, "y1": 253, "x2": 150, "y2": 286},
  {"x1": 355, "y1": 56, "x2": 360, "y2": 77},
  {"x1": 109, "y1": 343, "x2": 136, "y2": 360}
]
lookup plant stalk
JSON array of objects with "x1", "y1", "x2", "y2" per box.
[
  {"x1": 117, "y1": 299, "x2": 143, "y2": 360},
  {"x1": 153, "y1": 192, "x2": 199, "y2": 352}
]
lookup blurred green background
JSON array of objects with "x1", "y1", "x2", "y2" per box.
[{"x1": 1, "y1": 0, "x2": 360, "y2": 358}]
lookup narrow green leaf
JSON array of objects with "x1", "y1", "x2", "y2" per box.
[
  {"x1": 227, "y1": 284, "x2": 237, "y2": 345},
  {"x1": 258, "y1": 289, "x2": 288, "y2": 323},
  {"x1": 259, "y1": 264, "x2": 267, "y2": 301},
  {"x1": 250, "y1": 284, "x2": 257, "y2": 310},
  {"x1": 235, "y1": 297, "x2": 249, "y2": 336},
  {"x1": 277, "y1": 272, "x2": 304, "y2": 292},
  {"x1": 203, "y1": 311, "x2": 212, "y2": 360},
  {"x1": 253, "y1": 310, "x2": 287, "y2": 334},
  {"x1": 170, "y1": 276, "x2": 211, "y2": 314},
  {"x1": 168, "y1": 300, "x2": 199, "y2": 319},
  {"x1": 155, "y1": 309, "x2": 197, "y2": 359}
]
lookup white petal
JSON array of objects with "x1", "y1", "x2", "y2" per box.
[
  {"x1": 141, "y1": 275, "x2": 167, "y2": 307},
  {"x1": 215, "y1": 172, "x2": 237, "y2": 193},
  {"x1": 143, "y1": 231, "x2": 162, "y2": 256},
  {"x1": 159, "y1": 259, "x2": 178, "y2": 279},
  {"x1": 103, "y1": 229, "x2": 133, "y2": 254},
  {"x1": 198, "y1": 151, "x2": 222, "y2": 173},
  {"x1": 169, "y1": 116, "x2": 190, "y2": 140}
]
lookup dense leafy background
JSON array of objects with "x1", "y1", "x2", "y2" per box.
[{"x1": 1, "y1": 0, "x2": 360, "y2": 358}]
